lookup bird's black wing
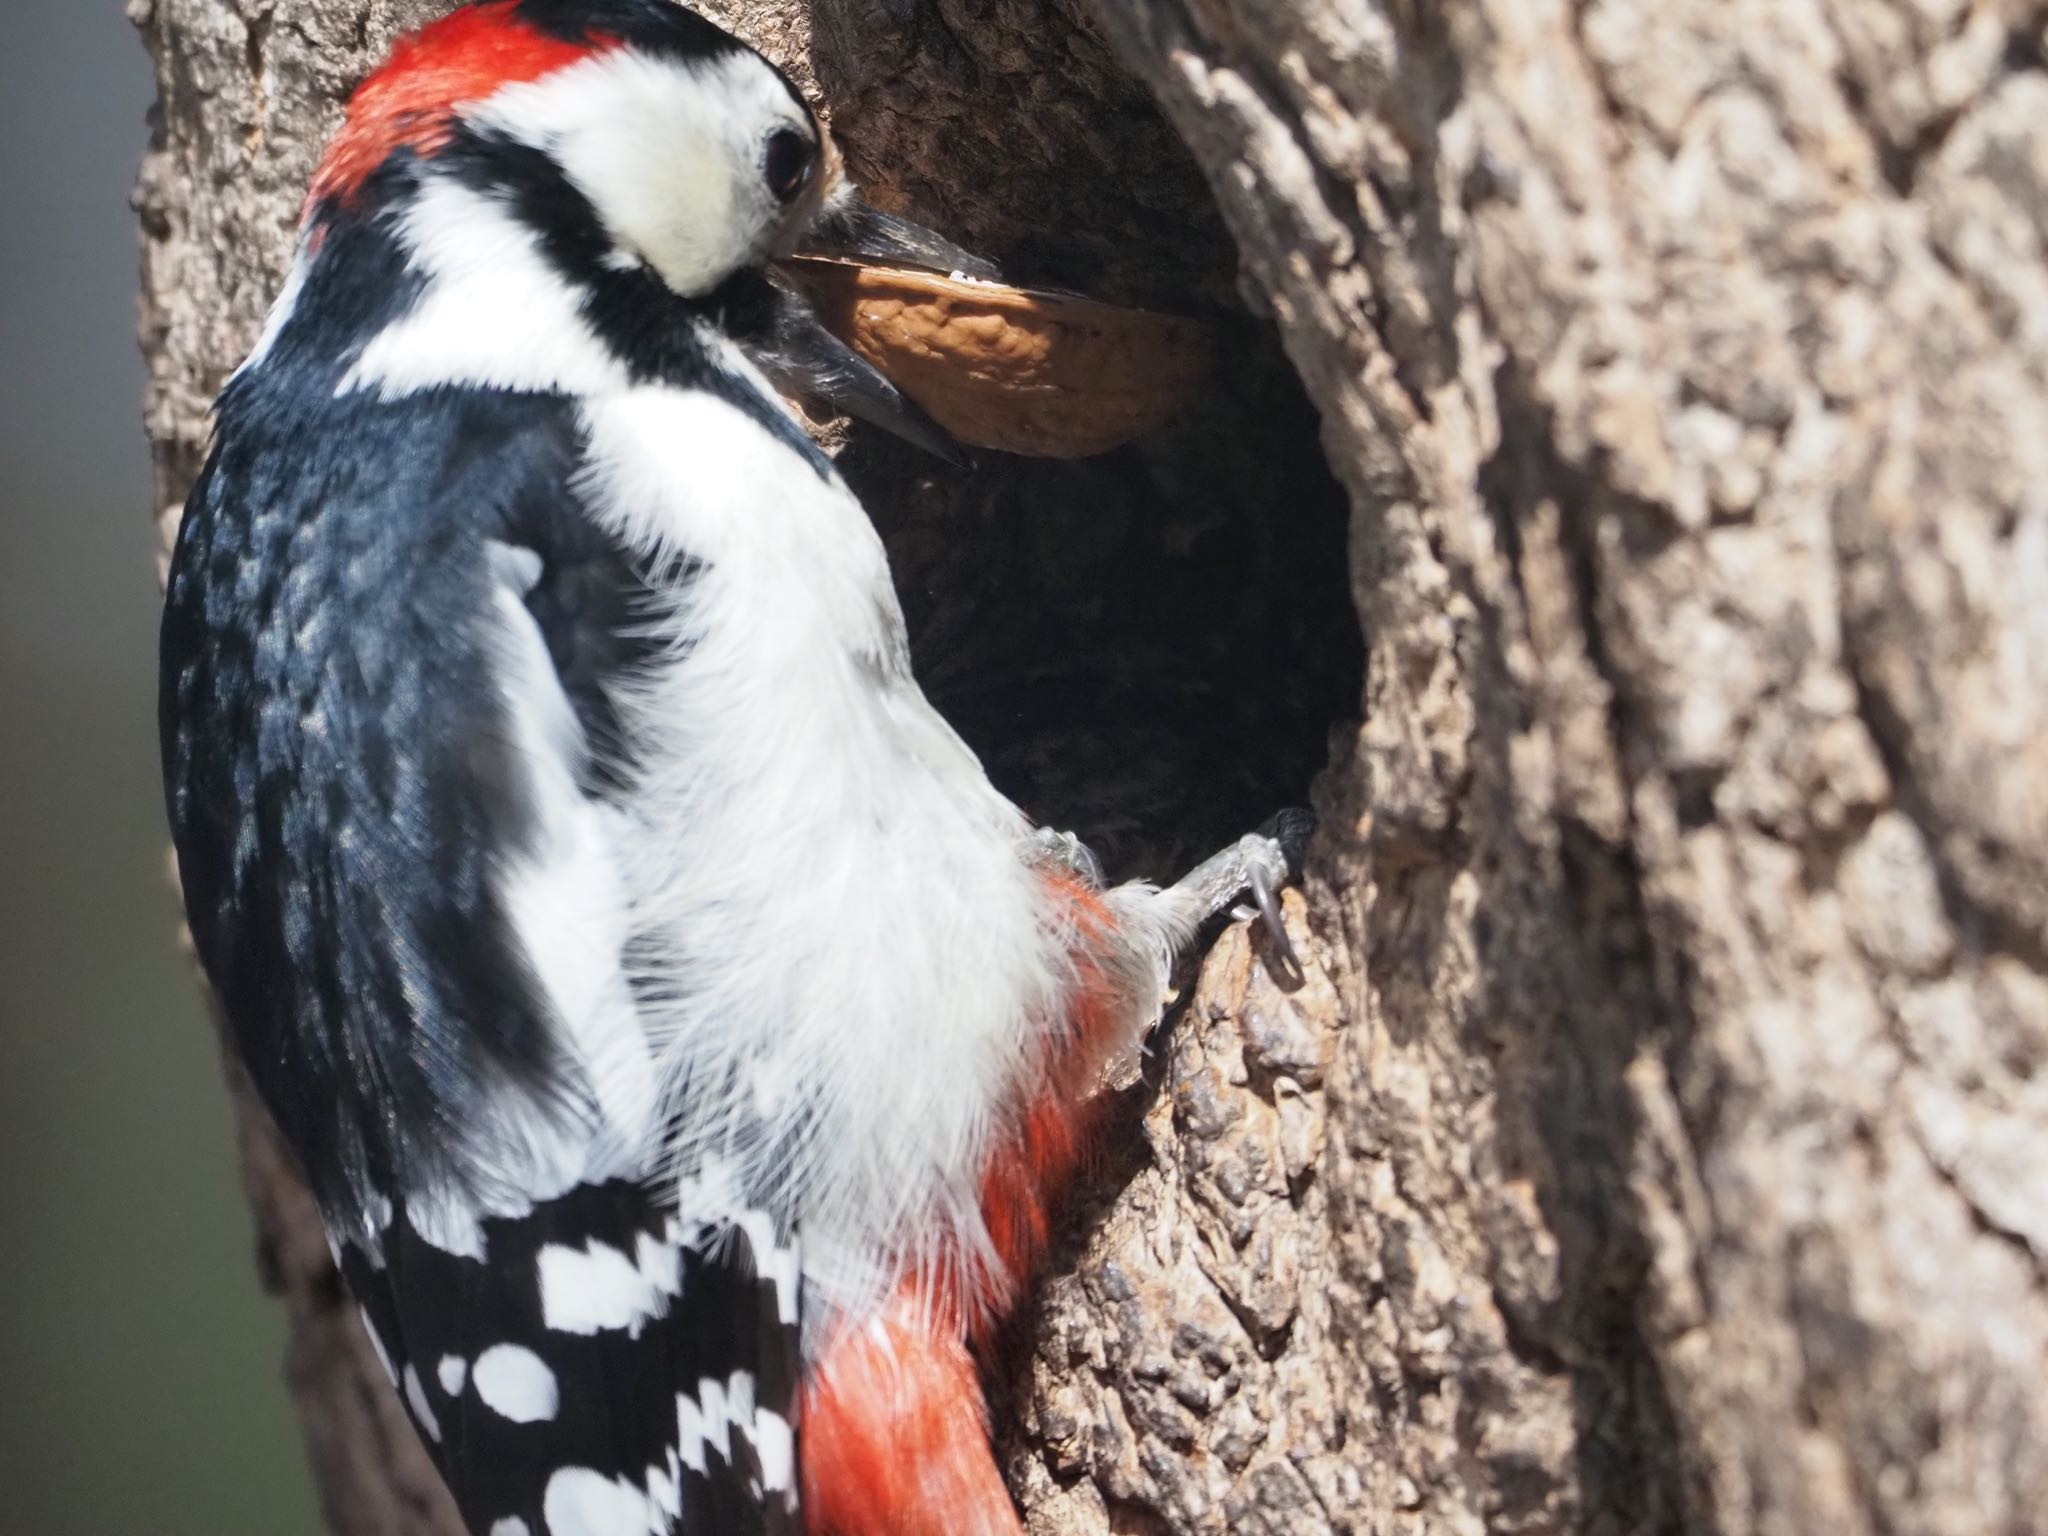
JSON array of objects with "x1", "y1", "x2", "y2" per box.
[{"x1": 161, "y1": 362, "x2": 801, "y2": 1535}]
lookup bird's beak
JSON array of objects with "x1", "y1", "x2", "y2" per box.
[
  {"x1": 753, "y1": 192, "x2": 998, "y2": 463},
  {"x1": 795, "y1": 194, "x2": 1001, "y2": 281},
  {"x1": 749, "y1": 276, "x2": 967, "y2": 464}
]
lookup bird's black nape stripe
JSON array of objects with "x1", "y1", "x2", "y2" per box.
[
  {"x1": 508, "y1": 0, "x2": 811, "y2": 118},
  {"x1": 435, "y1": 123, "x2": 833, "y2": 476},
  {"x1": 221, "y1": 162, "x2": 428, "y2": 416},
  {"x1": 511, "y1": 0, "x2": 744, "y2": 61}
]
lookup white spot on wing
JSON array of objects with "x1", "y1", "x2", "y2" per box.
[
  {"x1": 437, "y1": 1355, "x2": 468, "y2": 1397},
  {"x1": 404, "y1": 1185, "x2": 489, "y2": 1261},
  {"x1": 647, "y1": 1451, "x2": 680, "y2": 1524},
  {"x1": 355, "y1": 1190, "x2": 393, "y2": 1268},
  {"x1": 754, "y1": 1407, "x2": 795, "y2": 1493},
  {"x1": 538, "y1": 1234, "x2": 679, "y2": 1337},
  {"x1": 358, "y1": 1307, "x2": 397, "y2": 1387},
  {"x1": 674, "y1": 1391, "x2": 707, "y2": 1476},
  {"x1": 489, "y1": 1520, "x2": 531, "y2": 1536},
  {"x1": 676, "y1": 1369, "x2": 776, "y2": 1483},
  {"x1": 403, "y1": 1364, "x2": 441, "y2": 1443},
  {"x1": 734, "y1": 1208, "x2": 801, "y2": 1327},
  {"x1": 543, "y1": 1466, "x2": 656, "y2": 1536},
  {"x1": 474, "y1": 1344, "x2": 560, "y2": 1423}
]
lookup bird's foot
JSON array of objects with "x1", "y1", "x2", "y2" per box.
[{"x1": 1165, "y1": 808, "x2": 1314, "y2": 988}]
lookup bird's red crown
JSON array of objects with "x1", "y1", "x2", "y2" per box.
[{"x1": 309, "y1": 1, "x2": 615, "y2": 210}]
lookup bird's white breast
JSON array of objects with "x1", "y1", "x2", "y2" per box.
[{"x1": 574, "y1": 378, "x2": 1068, "y2": 1306}]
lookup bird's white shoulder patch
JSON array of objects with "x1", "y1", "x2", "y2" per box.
[
  {"x1": 486, "y1": 547, "x2": 661, "y2": 1177},
  {"x1": 342, "y1": 177, "x2": 627, "y2": 399}
]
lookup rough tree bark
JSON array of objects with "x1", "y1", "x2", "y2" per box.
[{"x1": 135, "y1": 2, "x2": 2048, "y2": 1535}]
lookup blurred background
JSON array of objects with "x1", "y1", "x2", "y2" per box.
[{"x1": 0, "y1": 1, "x2": 319, "y2": 1531}]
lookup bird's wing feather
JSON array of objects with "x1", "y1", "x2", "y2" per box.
[
  {"x1": 162, "y1": 384, "x2": 801, "y2": 1535},
  {"x1": 340, "y1": 1181, "x2": 802, "y2": 1536}
]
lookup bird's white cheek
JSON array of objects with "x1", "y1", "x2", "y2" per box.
[
  {"x1": 553, "y1": 114, "x2": 751, "y2": 296},
  {"x1": 640, "y1": 170, "x2": 749, "y2": 296}
]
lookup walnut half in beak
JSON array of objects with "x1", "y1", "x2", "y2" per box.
[
  {"x1": 782, "y1": 257, "x2": 1213, "y2": 460},
  {"x1": 759, "y1": 191, "x2": 1212, "y2": 460}
]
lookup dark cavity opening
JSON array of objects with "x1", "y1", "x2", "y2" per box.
[
  {"x1": 836, "y1": 323, "x2": 1356, "y2": 883},
  {"x1": 813, "y1": 13, "x2": 1360, "y2": 884}
]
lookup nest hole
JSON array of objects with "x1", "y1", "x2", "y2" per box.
[
  {"x1": 802, "y1": 6, "x2": 1362, "y2": 883},
  {"x1": 837, "y1": 328, "x2": 1359, "y2": 883}
]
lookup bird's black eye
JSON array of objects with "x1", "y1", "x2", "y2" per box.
[{"x1": 763, "y1": 128, "x2": 815, "y2": 203}]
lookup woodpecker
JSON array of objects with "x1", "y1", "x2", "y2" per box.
[{"x1": 160, "y1": 4, "x2": 1309, "y2": 1534}]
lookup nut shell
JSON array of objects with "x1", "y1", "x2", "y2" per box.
[{"x1": 785, "y1": 258, "x2": 1212, "y2": 459}]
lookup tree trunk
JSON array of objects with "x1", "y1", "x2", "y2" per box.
[{"x1": 135, "y1": 2, "x2": 2048, "y2": 1534}]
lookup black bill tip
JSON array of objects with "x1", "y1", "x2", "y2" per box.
[
  {"x1": 748, "y1": 276, "x2": 971, "y2": 466},
  {"x1": 800, "y1": 193, "x2": 1001, "y2": 282}
]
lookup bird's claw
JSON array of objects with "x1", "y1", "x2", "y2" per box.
[
  {"x1": 1243, "y1": 836, "x2": 1307, "y2": 990},
  {"x1": 1170, "y1": 808, "x2": 1314, "y2": 992},
  {"x1": 1248, "y1": 855, "x2": 1303, "y2": 975}
]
